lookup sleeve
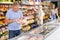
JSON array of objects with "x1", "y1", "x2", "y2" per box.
[
  {"x1": 20, "y1": 11, "x2": 23, "y2": 18},
  {"x1": 6, "y1": 11, "x2": 10, "y2": 19}
]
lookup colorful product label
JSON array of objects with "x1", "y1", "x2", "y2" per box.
[
  {"x1": 3, "y1": 0, "x2": 11, "y2": 2},
  {"x1": 0, "y1": 0, "x2": 3, "y2": 2}
]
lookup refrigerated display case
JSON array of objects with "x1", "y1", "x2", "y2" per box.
[
  {"x1": 9, "y1": 33, "x2": 43, "y2": 40},
  {"x1": 9, "y1": 19, "x2": 60, "y2": 40},
  {"x1": 45, "y1": 24, "x2": 60, "y2": 40},
  {"x1": 28, "y1": 19, "x2": 60, "y2": 38}
]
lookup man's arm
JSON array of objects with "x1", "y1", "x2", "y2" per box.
[
  {"x1": 15, "y1": 11, "x2": 24, "y2": 24},
  {"x1": 18, "y1": 11, "x2": 23, "y2": 20},
  {"x1": 4, "y1": 18, "x2": 14, "y2": 24},
  {"x1": 4, "y1": 10, "x2": 15, "y2": 24}
]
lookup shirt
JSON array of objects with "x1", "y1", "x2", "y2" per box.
[
  {"x1": 6, "y1": 9, "x2": 23, "y2": 30},
  {"x1": 51, "y1": 9, "x2": 56, "y2": 15},
  {"x1": 51, "y1": 9, "x2": 56, "y2": 21}
]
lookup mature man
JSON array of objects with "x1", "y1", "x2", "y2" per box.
[
  {"x1": 5, "y1": 2, "x2": 23, "y2": 39},
  {"x1": 50, "y1": 4, "x2": 56, "y2": 21}
]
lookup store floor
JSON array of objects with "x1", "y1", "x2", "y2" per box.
[{"x1": 45, "y1": 26, "x2": 60, "y2": 40}]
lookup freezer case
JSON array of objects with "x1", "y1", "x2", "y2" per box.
[
  {"x1": 28, "y1": 19, "x2": 60, "y2": 38},
  {"x1": 9, "y1": 33, "x2": 43, "y2": 40},
  {"x1": 9, "y1": 19, "x2": 60, "y2": 40}
]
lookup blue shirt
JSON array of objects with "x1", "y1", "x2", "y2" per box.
[
  {"x1": 51, "y1": 9, "x2": 56, "y2": 21},
  {"x1": 6, "y1": 9, "x2": 23, "y2": 30}
]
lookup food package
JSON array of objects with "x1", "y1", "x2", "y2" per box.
[
  {"x1": 29, "y1": 28, "x2": 40, "y2": 34},
  {"x1": 43, "y1": 16, "x2": 48, "y2": 19},
  {"x1": 0, "y1": 21, "x2": 4, "y2": 25},
  {"x1": 17, "y1": 19, "x2": 27, "y2": 26},
  {"x1": 3, "y1": 0, "x2": 11, "y2": 2},
  {"x1": 28, "y1": 15, "x2": 34, "y2": 19},
  {"x1": 22, "y1": 25, "x2": 31, "y2": 31},
  {"x1": 27, "y1": 19, "x2": 34, "y2": 24},
  {"x1": 0, "y1": 16, "x2": 5, "y2": 19},
  {"x1": 17, "y1": 36, "x2": 29, "y2": 40},
  {"x1": 17, "y1": 35, "x2": 43, "y2": 40}
]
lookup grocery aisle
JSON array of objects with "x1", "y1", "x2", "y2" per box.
[{"x1": 0, "y1": 0, "x2": 59, "y2": 40}]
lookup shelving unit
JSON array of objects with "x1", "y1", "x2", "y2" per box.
[
  {"x1": 42, "y1": 1, "x2": 52, "y2": 23},
  {"x1": 0, "y1": 0, "x2": 42, "y2": 40},
  {"x1": 19, "y1": 3, "x2": 40, "y2": 32},
  {"x1": 0, "y1": 2, "x2": 13, "y2": 4}
]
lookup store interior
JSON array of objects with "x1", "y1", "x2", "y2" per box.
[{"x1": 0, "y1": 0, "x2": 59, "y2": 40}]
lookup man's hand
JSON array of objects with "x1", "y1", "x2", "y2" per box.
[
  {"x1": 14, "y1": 18, "x2": 20, "y2": 22},
  {"x1": 3, "y1": 19, "x2": 14, "y2": 24},
  {"x1": 3, "y1": 18, "x2": 23, "y2": 24},
  {"x1": 14, "y1": 18, "x2": 23, "y2": 24}
]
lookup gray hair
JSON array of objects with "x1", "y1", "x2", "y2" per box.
[{"x1": 12, "y1": 2, "x2": 20, "y2": 7}]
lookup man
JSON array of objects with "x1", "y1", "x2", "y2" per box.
[
  {"x1": 50, "y1": 4, "x2": 56, "y2": 21},
  {"x1": 5, "y1": 2, "x2": 23, "y2": 39},
  {"x1": 38, "y1": 6, "x2": 45, "y2": 25},
  {"x1": 55, "y1": 7, "x2": 59, "y2": 19}
]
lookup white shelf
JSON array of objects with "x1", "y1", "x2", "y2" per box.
[{"x1": 0, "y1": 2, "x2": 13, "y2": 4}]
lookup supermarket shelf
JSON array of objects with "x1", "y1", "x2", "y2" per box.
[
  {"x1": 21, "y1": 4, "x2": 40, "y2": 6},
  {"x1": 22, "y1": 20, "x2": 35, "y2": 26},
  {"x1": 0, "y1": 17, "x2": 5, "y2": 20},
  {"x1": 0, "y1": 1, "x2": 40, "y2": 40},
  {"x1": 21, "y1": 2, "x2": 41, "y2": 6},
  {"x1": 0, "y1": 2, "x2": 13, "y2": 4}
]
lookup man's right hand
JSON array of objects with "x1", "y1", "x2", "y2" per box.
[
  {"x1": 3, "y1": 18, "x2": 23, "y2": 24},
  {"x1": 3, "y1": 19, "x2": 14, "y2": 24}
]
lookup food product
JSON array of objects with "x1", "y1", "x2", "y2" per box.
[
  {"x1": 29, "y1": 27, "x2": 40, "y2": 34},
  {"x1": 0, "y1": 21, "x2": 4, "y2": 25},
  {"x1": 29, "y1": 15, "x2": 34, "y2": 19},
  {"x1": 22, "y1": 25, "x2": 31, "y2": 32},
  {"x1": 27, "y1": 19, "x2": 34, "y2": 24},
  {"x1": 17, "y1": 35, "x2": 43, "y2": 40}
]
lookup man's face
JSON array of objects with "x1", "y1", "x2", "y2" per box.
[{"x1": 13, "y1": 6, "x2": 19, "y2": 12}]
